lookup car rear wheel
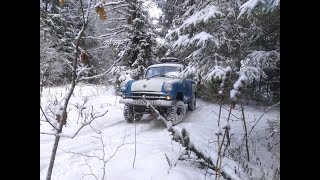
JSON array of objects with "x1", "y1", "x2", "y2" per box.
[
  {"x1": 124, "y1": 104, "x2": 143, "y2": 123},
  {"x1": 188, "y1": 93, "x2": 196, "y2": 111},
  {"x1": 167, "y1": 101, "x2": 185, "y2": 125}
]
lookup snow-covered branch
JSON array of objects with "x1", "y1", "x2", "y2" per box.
[
  {"x1": 93, "y1": 0, "x2": 127, "y2": 8},
  {"x1": 143, "y1": 100, "x2": 234, "y2": 179},
  {"x1": 103, "y1": 0, "x2": 127, "y2": 7},
  {"x1": 102, "y1": 18, "x2": 127, "y2": 24},
  {"x1": 99, "y1": 29, "x2": 127, "y2": 38},
  {"x1": 238, "y1": 0, "x2": 280, "y2": 18},
  {"x1": 105, "y1": 4, "x2": 130, "y2": 14},
  {"x1": 76, "y1": 65, "x2": 94, "y2": 78},
  {"x1": 230, "y1": 66, "x2": 262, "y2": 102},
  {"x1": 85, "y1": 28, "x2": 127, "y2": 39},
  {"x1": 105, "y1": 26, "x2": 128, "y2": 33}
]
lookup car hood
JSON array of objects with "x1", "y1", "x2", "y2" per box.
[{"x1": 131, "y1": 77, "x2": 179, "y2": 92}]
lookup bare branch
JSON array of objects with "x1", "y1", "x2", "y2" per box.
[
  {"x1": 41, "y1": 110, "x2": 108, "y2": 138},
  {"x1": 59, "y1": 148, "x2": 102, "y2": 160},
  {"x1": 84, "y1": 28, "x2": 127, "y2": 39},
  {"x1": 89, "y1": 124, "x2": 101, "y2": 134},
  {"x1": 90, "y1": 0, "x2": 127, "y2": 9},
  {"x1": 109, "y1": 7, "x2": 128, "y2": 16},
  {"x1": 266, "y1": 130, "x2": 277, "y2": 139},
  {"x1": 101, "y1": 29, "x2": 127, "y2": 38},
  {"x1": 66, "y1": 110, "x2": 108, "y2": 139},
  {"x1": 102, "y1": 18, "x2": 127, "y2": 24},
  {"x1": 105, "y1": 137, "x2": 129, "y2": 163},
  {"x1": 268, "y1": 102, "x2": 280, "y2": 109},
  {"x1": 80, "y1": 0, "x2": 85, "y2": 25},
  {"x1": 40, "y1": 105, "x2": 59, "y2": 130},
  {"x1": 105, "y1": 4, "x2": 130, "y2": 14},
  {"x1": 104, "y1": 26, "x2": 128, "y2": 33},
  {"x1": 104, "y1": 1, "x2": 127, "y2": 7},
  {"x1": 165, "y1": 153, "x2": 172, "y2": 167},
  {"x1": 62, "y1": 133, "x2": 131, "y2": 180},
  {"x1": 40, "y1": 131, "x2": 58, "y2": 136},
  {"x1": 87, "y1": 39, "x2": 130, "y2": 51},
  {"x1": 80, "y1": 157, "x2": 99, "y2": 180},
  {"x1": 248, "y1": 101, "x2": 279, "y2": 136}
]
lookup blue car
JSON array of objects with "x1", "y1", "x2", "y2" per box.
[{"x1": 119, "y1": 57, "x2": 197, "y2": 125}]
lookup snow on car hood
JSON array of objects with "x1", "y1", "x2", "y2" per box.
[{"x1": 131, "y1": 77, "x2": 179, "y2": 92}]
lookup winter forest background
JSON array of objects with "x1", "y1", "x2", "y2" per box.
[{"x1": 40, "y1": 0, "x2": 280, "y2": 180}]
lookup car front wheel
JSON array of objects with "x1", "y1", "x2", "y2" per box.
[
  {"x1": 124, "y1": 104, "x2": 143, "y2": 123},
  {"x1": 166, "y1": 100, "x2": 186, "y2": 125}
]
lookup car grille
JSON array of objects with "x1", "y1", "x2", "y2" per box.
[{"x1": 124, "y1": 92, "x2": 167, "y2": 100}]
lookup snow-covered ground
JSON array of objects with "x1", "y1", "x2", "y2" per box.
[{"x1": 40, "y1": 85, "x2": 279, "y2": 180}]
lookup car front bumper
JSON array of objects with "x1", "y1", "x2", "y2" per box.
[{"x1": 119, "y1": 98, "x2": 175, "y2": 107}]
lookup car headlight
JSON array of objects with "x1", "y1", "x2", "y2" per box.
[
  {"x1": 120, "y1": 81, "x2": 128, "y2": 91},
  {"x1": 164, "y1": 82, "x2": 172, "y2": 92}
]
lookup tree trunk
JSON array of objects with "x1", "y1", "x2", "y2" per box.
[
  {"x1": 46, "y1": 133, "x2": 61, "y2": 180},
  {"x1": 45, "y1": 1, "x2": 90, "y2": 179}
]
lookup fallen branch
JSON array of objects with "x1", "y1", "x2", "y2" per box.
[{"x1": 143, "y1": 102, "x2": 235, "y2": 179}]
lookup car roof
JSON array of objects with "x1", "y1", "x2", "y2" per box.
[{"x1": 148, "y1": 63, "x2": 184, "y2": 70}]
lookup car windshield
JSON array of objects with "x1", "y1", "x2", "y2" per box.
[{"x1": 145, "y1": 66, "x2": 181, "y2": 79}]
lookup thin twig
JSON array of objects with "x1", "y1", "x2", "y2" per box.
[
  {"x1": 241, "y1": 103, "x2": 250, "y2": 161},
  {"x1": 248, "y1": 101, "x2": 279, "y2": 136},
  {"x1": 80, "y1": 157, "x2": 99, "y2": 180},
  {"x1": 62, "y1": 133, "x2": 131, "y2": 180},
  {"x1": 41, "y1": 110, "x2": 108, "y2": 138},
  {"x1": 133, "y1": 115, "x2": 137, "y2": 168},
  {"x1": 40, "y1": 105, "x2": 59, "y2": 130},
  {"x1": 78, "y1": 44, "x2": 130, "y2": 81}
]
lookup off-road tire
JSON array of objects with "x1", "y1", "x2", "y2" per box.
[
  {"x1": 124, "y1": 104, "x2": 143, "y2": 123},
  {"x1": 167, "y1": 101, "x2": 186, "y2": 125}
]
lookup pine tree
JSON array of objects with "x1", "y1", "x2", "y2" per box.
[
  {"x1": 163, "y1": 0, "x2": 280, "y2": 104},
  {"x1": 123, "y1": 0, "x2": 156, "y2": 80},
  {"x1": 40, "y1": 0, "x2": 77, "y2": 86}
]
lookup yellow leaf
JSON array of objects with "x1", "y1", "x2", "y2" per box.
[
  {"x1": 80, "y1": 51, "x2": 89, "y2": 64},
  {"x1": 59, "y1": 0, "x2": 64, "y2": 7},
  {"x1": 96, "y1": 6, "x2": 107, "y2": 21},
  {"x1": 95, "y1": 6, "x2": 101, "y2": 13}
]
